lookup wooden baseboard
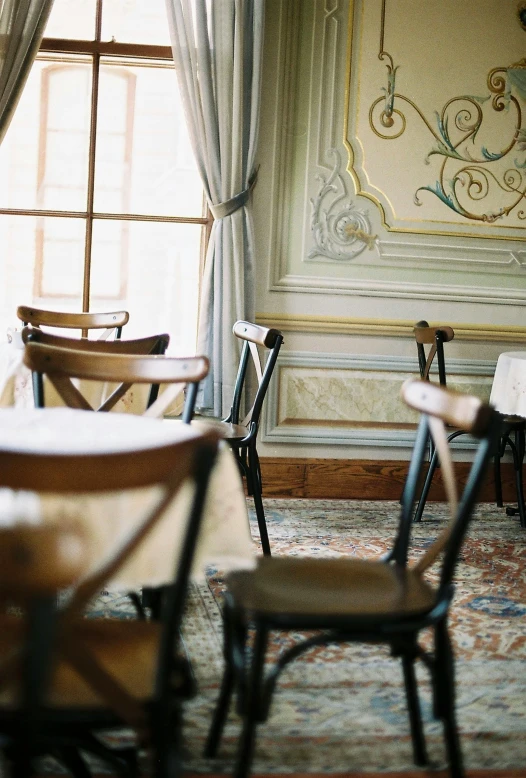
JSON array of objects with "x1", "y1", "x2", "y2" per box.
[{"x1": 259, "y1": 458, "x2": 519, "y2": 502}]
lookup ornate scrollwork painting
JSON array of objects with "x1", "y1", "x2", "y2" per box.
[{"x1": 345, "y1": 0, "x2": 526, "y2": 240}]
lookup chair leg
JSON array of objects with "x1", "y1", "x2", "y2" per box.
[
  {"x1": 515, "y1": 428, "x2": 526, "y2": 529},
  {"x1": 205, "y1": 601, "x2": 245, "y2": 758},
  {"x1": 435, "y1": 621, "x2": 464, "y2": 778},
  {"x1": 152, "y1": 703, "x2": 183, "y2": 778},
  {"x1": 247, "y1": 443, "x2": 271, "y2": 556},
  {"x1": 494, "y1": 450, "x2": 503, "y2": 508},
  {"x1": 141, "y1": 585, "x2": 166, "y2": 620},
  {"x1": 235, "y1": 625, "x2": 268, "y2": 778},
  {"x1": 413, "y1": 450, "x2": 439, "y2": 523},
  {"x1": 401, "y1": 654, "x2": 428, "y2": 766},
  {"x1": 505, "y1": 429, "x2": 526, "y2": 528}
]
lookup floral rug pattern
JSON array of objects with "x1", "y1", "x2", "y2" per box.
[
  {"x1": 91, "y1": 499, "x2": 526, "y2": 774},
  {"x1": 180, "y1": 500, "x2": 526, "y2": 774}
]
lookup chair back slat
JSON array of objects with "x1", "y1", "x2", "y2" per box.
[
  {"x1": 47, "y1": 373, "x2": 95, "y2": 410},
  {"x1": 17, "y1": 306, "x2": 129, "y2": 333},
  {"x1": 232, "y1": 320, "x2": 282, "y2": 348},
  {"x1": 22, "y1": 327, "x2": 169, "y2": 355}
]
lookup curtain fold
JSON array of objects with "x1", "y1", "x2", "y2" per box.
[
  {"x1": 165, "y1": 0, "x2": 265, "y2": 417},
  {"x1": 0, "y1": 0, "x2": 54, "y2": 145}
]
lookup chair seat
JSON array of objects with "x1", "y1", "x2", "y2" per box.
[
  {"x1": 227, "y1": 557, "x2": 437, "y2": 623},
  {"x1": 191, "y1": 418, "x2": 249, "y2": 442},
  {"x1": 0, "y1": 616, "x2": 164, "y2": 709}
]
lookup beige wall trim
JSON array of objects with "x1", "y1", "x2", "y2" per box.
[{"x1": 257, "y1": 314, "x2": 526, "y2": 342}]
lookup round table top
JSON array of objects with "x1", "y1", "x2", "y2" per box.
[
  {"x1": 490, "y1": 351, "x2": 526, "y2": 418},
  {"x1": 0, "y1": 407, "x2": 199, "y2": 456}
]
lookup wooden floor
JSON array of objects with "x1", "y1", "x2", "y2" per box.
[{"x1": 260, "y1": 457, "x2": 521, "y2": 502}]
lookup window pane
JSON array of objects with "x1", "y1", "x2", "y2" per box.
[
  {"x1": 39, "y1": 219, "x2": 86, "y2": 297},
  {"x1": 94, "y1": 59, "x2": 203, "y2": 217},
  {"x1": 101, "y1": 0, "x2": 171, "y2": 45},
  {"x1": 90, "y1": 220, "x2": 201, "y2": 355},
  {"x1": 0, "y1": 215, "x2": 84, "y2": 337},
  {"x1": 0, "y1": 57, "x2": 91, "y2": 212},
  {"x1": 45, "y1": 0, "x2": 97, "y2": 40}
]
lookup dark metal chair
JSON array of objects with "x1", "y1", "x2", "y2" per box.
[
  {"x1": 23, "y1": 341, "x2": 210, "y2": 622},
  {"x1": 200, "y1": 321, "x2": 283, "y2": 556},
  {"x1": 413, "y1": 320, "x2": 526, "y2": 527},
  {"x1": 0, "y1": 422, "x2": 220, "y2": 778},
  {"x1": 205, "y1": 379, "x2": 501, "y2": 778}
]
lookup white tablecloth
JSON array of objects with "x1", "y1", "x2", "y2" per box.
[
  {"x1": 0, "y1": 407, "x2": 255, "y2": 589},
  {"x1": 490, "y1": 351, "x2": 526, "y2": 418}
]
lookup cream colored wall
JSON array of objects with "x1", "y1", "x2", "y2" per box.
[{"x1": 254, "y1": 0, "x2": 526, "y2": 461}]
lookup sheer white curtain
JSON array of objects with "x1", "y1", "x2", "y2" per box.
[
  {"x1": 165, "y1": 0, "x2": 264, "y2": 416},
  {"x1": 0, "y1": 0, "x2": 54, "y2": 144}
]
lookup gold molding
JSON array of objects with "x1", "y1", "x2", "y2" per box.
[{"x1": 256, "y1": 313, "x2": 526, "y2": 342}]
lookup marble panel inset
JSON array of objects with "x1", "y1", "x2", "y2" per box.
[{"x1": 277, "y1": 367, "x2": 493, "y2": 429}]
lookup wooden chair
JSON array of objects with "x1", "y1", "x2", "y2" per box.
[
  {"x1": 413, "y1": 321, "x2": 526, "y2": 526},
  {"x1": 23, "y1": 341, "x2": 211, "y2": 622},
  {"x1": 22, "y1": 326, "x2": 170, "y2": 410},
  {"x1": 200, "y1": 321, "x2": 283, "y2": 556},
  {"x1": 205, "y1": 379, "x2": 501, "y2": 778},
  {"x1": 23, "y1": 341, "x2": 206, "y2": 423},
  {"x1": 0, "y1": 422, "x2": 220, "y2": 778},
  {"x1": 17, "y1": 305, "x2": 129, "y2": 341},
  {"x1": 0, "y1": 524, "x2": 88, "y2": 778}
]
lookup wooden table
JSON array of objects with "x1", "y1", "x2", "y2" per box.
[{"x1": 0, "y1": 407, "x2": 255, "y2": 587}]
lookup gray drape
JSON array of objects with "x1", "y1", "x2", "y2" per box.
[
  {"x1": 0, "y1": 0, "x2": 54, "y2": 144},
  {"x1": 165, "y1": 0, "x2": 264, "y2": 416}
]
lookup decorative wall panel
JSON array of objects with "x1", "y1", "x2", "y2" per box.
[
  {"x1": 264, "y1": 352, "x2": 494, "y2": 446},
  {"x1": 259, "y1": 0, "x2": 526, "y2": 305},
  {"x1": 346, "y1": 0, "x2": 526, "y2": 241}
]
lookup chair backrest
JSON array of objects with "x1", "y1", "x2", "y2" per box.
[
  {"x1": 227, "y1": 320, "x2": 283, "y2": 434},
  {"x1": 0, "y1": 420, "x2": 220, "y2": 727},
  {"x1": 23, "y1": 341, "x2": 208, "y2": 421},
  {"x1": 392, "y1": 379, "x2": 500, "y2": 598},
  {"x1": 17, "y1": 305, "x2": 129, "y2": 340},
  {"x1": 22, "y1": 326, "x2": 170, "y2": 408},
  {"x1": 0, "y1": 522, "x2": 89, "y2": 770},
  {"x1": 413, "y1": 320, "x2": 455, "y2": 386}
]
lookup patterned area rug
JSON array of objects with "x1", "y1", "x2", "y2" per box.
[
  {"x1": 93, "y1": 499, "x2": 526, "y2": 775},
  {"x1": 181, "y1": 500, "x2": 526, "y2": 775}
]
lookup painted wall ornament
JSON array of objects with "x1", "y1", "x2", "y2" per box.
[
  {"x1": 368, "y1": 0, "x2": 526, "y2": 224},
  {"x1": 310, "y1": 148, "x2": 377, "y2": 260}
]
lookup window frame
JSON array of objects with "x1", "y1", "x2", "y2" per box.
[{"x1": 0, "y1": 0, "x2": 212, "y2": 313}]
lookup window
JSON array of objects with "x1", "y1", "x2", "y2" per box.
[{"x1": 0, "y1": 0, "x2": 209, "y2": 354}]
